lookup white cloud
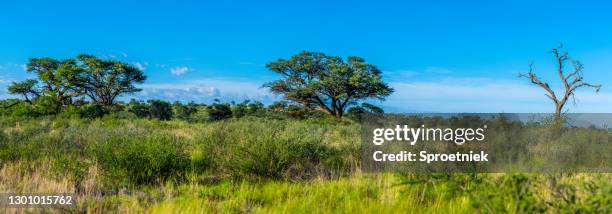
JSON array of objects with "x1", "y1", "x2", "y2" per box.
[
  {"x1": 384, "y1": 77, "x2": 612, "y2": 113},
  {"x1": 134, "y1": 62, "x2": 146, "y2": 71},
  {"x1": 170, "y1": 66, "x2": 190, "y2": 75},
  {"x1": 121, "y1": 52, "x2": 128, "y2": 58},
  {"x1": 0, "y1": 76, "x2": 13, "y2": 99},
  {"x1": 125, "y1": 79, "x2": 278, "y2": 104}
]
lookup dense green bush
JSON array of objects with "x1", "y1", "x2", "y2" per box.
[
  {"x1": 173, "y1": 101, "x2": 198, "y2": 120},
  {"x1": 79, "y1": 105, "x2": 109, "y2": 119},
  {"x1": 33, "y1": 95, "x2": 61, "y2": 115},
  {"x1": 207, "y1": 103, "x2": 232, "y2": 121},
  {"x1": 148, "y1": 100, "x2": 173, "y2": 120},
  {"x1": 468, "y1": 174, "x2": 548, "y2": 213},
  {"x1": 127, "y1": 99, "x2": 151, "y2": 118},
  {"x1": 6, "y1": 102, "x2": 39, "y2": 117},
  {"x1": 231, "y1": 100, "x2": 266, "y2": 118},
  {"x1": 93, "y1": 134, "x2": 190, "y2": 186},
  {"x1": 192, "y1": 119, "x2": 356, "y2": 180},
  {"x1": 62, "y1": 105, "x2": 109, "y2": 119}
]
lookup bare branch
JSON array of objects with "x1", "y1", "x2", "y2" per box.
[
  {"x1": 522, "y1": 45, "x2": 603, "y2": 120},
  {"x1": 544, "y1": 93, "x2": 557, "y2": 103},
  {"x1": 571, "y1": 82, "x2": 602, "y2": 93},
  {"x1": 519, "y1": 64, "x2": 558, "y2": 103},
  {"x1": 565, "y1": 60, "x2": 583, "y2": 82}
]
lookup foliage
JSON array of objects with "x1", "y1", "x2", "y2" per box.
[
  {"x1": 78, "y1": 105, "x2": 109, "y2": 119},
  {"x1": 346, "y1": 103, "x2": 385, "y2": 121},
  {"x1": 173, "y1": 101, "x2": 198, "y2": 120},
  {"x1": 26, "y1": 57, "x2": 83, "y2": 110},
  {"x1": 195, "y1": 119, "x2": 354, "y2": 180},
  {"x1": 7, "y1": 79, "x2": 40, "y2": 103},
  {"x1": 128, "y1": 99, "x2": 151, "y2": 118},
  {"x1": 94, "y1": 134, "x2": 189, "y2": 186},
  {"x1": 206, "y1": 102, "x2": 232, "y2": 121},
  {"x1": 264, "y1": 51, "x2": 393, "y2": 118},
  {"x1": 231, "y1": 100, "x2": 266, "y2": 118},
  {"x1": 6, "y1": 54, "x2": 145, "y2": 116},
  {"x1": 33, "y1": 95, "x2": 61, "y2": 115},
  {"x1": 0, "y1": 116, "x2": 610, "y2": 213},
  {"x1": 148, "y1": 100, "x2": 173, "y2": 120},
  {"x1": 75, "y1": 54, "x2": 147, "y2": 107}
]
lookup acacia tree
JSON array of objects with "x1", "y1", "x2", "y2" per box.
[
  {"x1": 8, "y1": 79, "x2": 40, "y2": 104},
  {"x1": 75, "y1": 54, "x2": 146, "y2": 107},
  {"x1": 264, "y1": 51, "x2": 393, "y2": 118},
  {"x1": 520, "y1": 45, "x2": 602, "y2": 121},
  {"x1": 26, "y1": 58, "x2": 83, "y2": 110}
]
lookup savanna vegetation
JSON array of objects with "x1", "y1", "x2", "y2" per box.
[
  {"x1": 0, "y1": 50, "x2": 610, "y2": 213},
  {"x1": 0, "y1": 116, "x2": 610, "y2": 213}
]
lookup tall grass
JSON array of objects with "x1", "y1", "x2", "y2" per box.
[{"x1": 0, "y1": 116, "x2": 610, "y2": 213}]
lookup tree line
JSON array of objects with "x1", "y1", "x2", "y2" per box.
[
  {"x1": 2, "y1": 46, "x2": 603, "y2": 121},
  {"x1": 7, "y1": 55, "x2": 146, "y2": 113},
  {"x1": 2, "y1": 51, "x2": 391, "y2": 120}
]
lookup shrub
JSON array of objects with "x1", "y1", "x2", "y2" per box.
[
  {"x1": 346, "y1": 106, "x2": 367, "y2": 121},
  {"x1": 93, "y1": 134, "x2": 190, "y2": 186},
  {"x1": 82, "y1": 105, "x2": 108, "y2": 119},
  {"x1": 5, "y1": 102, "x2": 39, "y2": 117},
  {"x1": 148, "y1": 100, "x2": 173, "y2": 120},
  {"x1": 127, "y1": 100, "x2": 150, "y2": 118},
  {"x1": 33, "y1": 96, "x2": 60, "y2": 115},
  {"x1": 196, "y1": 119, "x2": 351, "y2": 180},
  {"x1": 207, "y1": 103, "x2": 232, "y2": 121},
  {"x1": 173, "y1": 101, "x2": 198, "y2": 120},
  {"x1": 50, "y1": 154, "x2": 89, "y2": 182},
  {"x1": 468, "y1": 174, "x2": 547, "y2": 213}
]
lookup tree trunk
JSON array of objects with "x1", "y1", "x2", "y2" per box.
[{"x1": 554, "y1": 105, "x2": 562, "y2": 122}]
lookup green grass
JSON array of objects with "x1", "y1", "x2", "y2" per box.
[{"x1": 0, "y1": 116, "x2": 610, "y2": 213}]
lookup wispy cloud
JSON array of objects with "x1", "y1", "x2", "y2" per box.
[
  {"x1": 0, "y1": 63, "x2": 27, "y2": 72},
  {"x1": 0, "y1": 75, "x2": 14, "y2": 99},
  {"x1": 424, "y1": 67, "x2": 452, "y2": 74},
  {"x1": 237, "y1": 61, "x2": 265, "y2": 67},
  {"x1": 385, "y1": 77, "x2": 612, "y2": 113},
  {"x1": 133, "y1": 62, "x2": 146, "y2": 71},
  {"x1": 384, "y1": 69, "x2": 417, "y2": 79},
  {"x1": 126, "y1": 78, "x2": 278, "y2": 104},
  {"x1": 384, "y1": 67, "x2": 452, "y2": 81},
  {"x1": 170, "y1": 66, "x2": 190, "y2": 75}
]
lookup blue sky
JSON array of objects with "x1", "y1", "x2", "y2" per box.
[{"x1": 1, "y1": 0, "x2": 611, "y2": 112}]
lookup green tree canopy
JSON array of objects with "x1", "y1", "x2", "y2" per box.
[
  {"x1": 76, "y1": 54, "x2": 147, "y2": 107},
  {"x1": 8, "y1": 79, "x2": 40, "y2": 103},
  {"x1": 26, "y1": 57, "x2": 83, "y2": 110},
  {"x1": 264, "y1": 51, "x2": 393, "y2": 118}
]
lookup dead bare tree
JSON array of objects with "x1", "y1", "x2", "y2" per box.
[{"x1": 520, "y1": 45, "x2": 602, "y2": 121}]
